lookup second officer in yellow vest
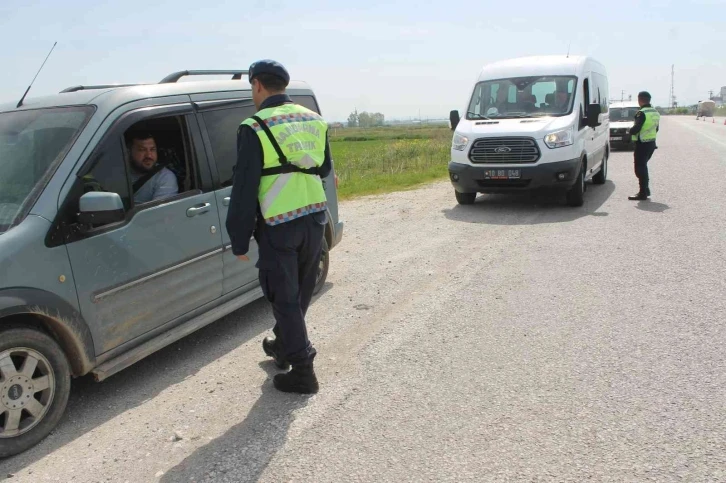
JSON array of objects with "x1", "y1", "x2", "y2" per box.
[
  {"x1": 226, "y1": 60, "x2": 332, "y2": 394},
  {"x1": 628, "y1": 91, "x2": 660, "y2": 200}
]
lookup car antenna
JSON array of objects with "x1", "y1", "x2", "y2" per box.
[
  {"x1": 17, "y1": 41, "x2": 57, "y2": 108},
  {"x1": 566, "y1": 41, "x2": 571, "y2": 58}
]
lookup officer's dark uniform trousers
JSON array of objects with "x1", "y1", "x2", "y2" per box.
[
  {"x1": 255, "y1": 210, "x2": 326, "y2": 365},
  {"x1": 634, "y1": 140, "x2": 656, "y2": 195}
]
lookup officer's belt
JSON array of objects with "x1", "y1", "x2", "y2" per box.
[{"x1": 252, "y1": 115, "x2": 321, "y2": 178}]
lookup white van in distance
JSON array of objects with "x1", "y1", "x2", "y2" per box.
[{"x1": 448, "y1": 55, "x2": 610, "y2": 207}]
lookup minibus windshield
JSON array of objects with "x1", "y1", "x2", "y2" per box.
[{"x1": 467, "y1": 76, "x2": 577, "y2": 120}]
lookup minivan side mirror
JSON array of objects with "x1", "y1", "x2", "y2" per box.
[
  {"x1": 586, "y1": 103, "x2": 602, "y2": 128},
  {"x1": 78, "y1": 192, "x2": 125, "y2": 225},
  {"x1": 449, "y1": 110, "x2": 460, "y2": 131}
]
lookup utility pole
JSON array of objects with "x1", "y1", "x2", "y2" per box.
[
  {"x1": 670, "y1": 64, "x2": 675, "y2": 109},
  {"x1": 709, "y1": 89, "x2": 714, "y2": 100},
  {"x1": 620, "y1": 90, "x2": 625, "y2": 102}
]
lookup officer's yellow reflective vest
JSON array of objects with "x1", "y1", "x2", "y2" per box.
[
  {"x1": 241, "y1": 103, "x2": 328, "y2": 225},
  {"x1": 632, "y1": 107, "x2": 660, "y2": 142}
]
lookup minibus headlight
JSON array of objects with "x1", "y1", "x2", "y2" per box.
[
  {"x1": 544, "y1": 127, "x2": 574, "y2": 148},
  {"x1": 452, "y1": 133, "x2": 469, "y2": 151}
]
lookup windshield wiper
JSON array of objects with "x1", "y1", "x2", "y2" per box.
[
  {"x1": 467, "y1": 111, "x2": 492, "y2": 120},
  {"x1": 496, "y1": 113, "x2": 532, "y2": 119}
]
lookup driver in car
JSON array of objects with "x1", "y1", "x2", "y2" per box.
[
  {"x1": 126, "y1": 132, "x2": 179, "y2": 204},
  {"x1": 552, "y1": 88, "x2": 570, "y2": 113}
]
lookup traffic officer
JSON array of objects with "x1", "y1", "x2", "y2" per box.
[
  {"x1": 628, "y1": 91, "x2": 660, "y2": 200},
  {"x1": 226, "y1": 60, "x2": 332, "y2": 394}
]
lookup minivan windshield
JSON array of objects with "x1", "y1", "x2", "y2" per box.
[
  {"x1": 0, "y1": 106, "x2": 93, "y2": 233},
  {"x1": 609, "y1": 107, "x2": 638, "y2": 122},
  {"x1": 467, "y1": 76, "x2": 577, "y2": 120}
]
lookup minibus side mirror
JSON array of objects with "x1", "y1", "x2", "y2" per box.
[
  {"x1": 449, "y1": 110, "x2": 460, "y2": 131},
  {"x1": 587, "y1": 103, "x2": 602, "y2": 128}
]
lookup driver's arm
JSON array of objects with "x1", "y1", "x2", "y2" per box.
[{"x1": 150, "y1": 169, "x2": 179, "y2": 201}]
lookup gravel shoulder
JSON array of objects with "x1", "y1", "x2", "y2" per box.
[{"x1": 1, "y1": 116, "x2": 725, "y2": 482}]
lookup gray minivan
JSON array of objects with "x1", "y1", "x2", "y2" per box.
[{"x1": 0, "y1": 70, "x2": 344, "y2": 457}]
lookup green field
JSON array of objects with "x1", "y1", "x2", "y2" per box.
[{"x1": 328, "y1": 125, "x2": 453, "y2": 199}]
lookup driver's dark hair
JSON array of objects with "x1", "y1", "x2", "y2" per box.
[{"x1": 125, "y1": 131, "x2": 155, "y2": 149}]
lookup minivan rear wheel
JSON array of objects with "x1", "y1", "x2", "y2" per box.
[
  {"x1": 455, "y1": 191, "x2": 477, "y2": 205},
  {"x1": 313, "y1": 237, "x2": 330, "y2": 296},
  {"x1": 0, "y1": 327, "x2": 71, "y2": 458}
]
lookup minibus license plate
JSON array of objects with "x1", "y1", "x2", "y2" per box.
[
  {"x1": 610, "y1": 136, "x2": 622, "y2": 141},
  {"x1": 484, "y1": 169, "x2": 521, "y2": 180}
]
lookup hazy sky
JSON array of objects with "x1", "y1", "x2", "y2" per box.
[{"x1": 1, "y1": 0, "x2": 724, "y2": 121}]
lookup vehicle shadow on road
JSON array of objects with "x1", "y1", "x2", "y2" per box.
[
  {"x1": 160, "y1": 362, "x2": 311, "y2": 482},
  {"x1": 442, "y1": 180, "x2": 616, "y2": 225},
  {"x1": 0, "y1": 297, "x2": 279, "y2": 474}
]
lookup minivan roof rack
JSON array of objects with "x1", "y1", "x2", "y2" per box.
[
  {"x1": 60, "y1": 84, "x2": 144, "y2": 93},
  {"x1": 159, "y1": 70, "x2": 249, "y2": 84}
]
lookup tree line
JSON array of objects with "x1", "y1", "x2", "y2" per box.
[{"x1": 347, "y1": 111, "x2": 385, "y2": 128}]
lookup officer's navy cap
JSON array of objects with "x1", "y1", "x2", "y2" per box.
[
  {"x1": 248, "y1": 60, "x2": 290, "y2": 86},
  {"x1": 638, "y1": 91, "x2": 652, "y2": 100}
]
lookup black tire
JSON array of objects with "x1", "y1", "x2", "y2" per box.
[
  {"x1": 593, "y1": 150, "x2": 608, "y2": 185},
  {"x1": 455, "y1": 191, "x2": 476, "y2": 205},
  {"x1": 566, "y1": 161, "x2": 586, "y2": 207},
  {"x1": 0, "y1": 327, "x2": 71, "y2": 458},
  {"x1": 313, "y1": 237, "x2": 330, "y2": 296}
]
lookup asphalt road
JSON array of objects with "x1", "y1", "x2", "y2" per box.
[{"x1": 2, "y1": 116, "x2": 725, "y2": 482}]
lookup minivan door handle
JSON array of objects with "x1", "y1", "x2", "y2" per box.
[
  {"x1": 223, "y1": 197, "x2": 230, "y2": 206},
  {"x1": 186, "y1": 203, "x2": 211, "y2": 217}
]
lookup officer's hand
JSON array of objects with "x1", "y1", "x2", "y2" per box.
[{"x1": 237, "y1": 255, "x2": 250, "y2": 262}]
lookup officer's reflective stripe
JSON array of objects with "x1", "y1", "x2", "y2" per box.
[
  {"x1": 248, "y1": 112, "x2": 325, "y2": 132},
  {"x1": 259, "y1": 154, "x2": 320, "y2": 215},
  {"x1": 296, "y1": 153, "x2": 318, "y2": 169},
  {"x1": 265, "y1": 202, "x2": 327, "y2": 226},
  {"x1": 260, "y1": 173, "x2": 292, "y2": 215}
]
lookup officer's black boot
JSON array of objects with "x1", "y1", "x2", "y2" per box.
[
  {"x1": 262, "y1": 337, "x2": 290, "y2": 370},
  {"x1": 629, "y1": 182, "x2": 649, "y2": 200},
  {"x1": 273, "y1": 362, "x2": 319, "y2": 394}
]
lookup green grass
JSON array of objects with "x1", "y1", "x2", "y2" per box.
[{"x1": 328, "y1": 125, "x2": 453, "y2": 199}]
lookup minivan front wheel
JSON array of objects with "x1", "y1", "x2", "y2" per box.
[
  {"x1": 566, "y1": 161, "x2": 586, "y2": 207},
  {"x1": 593, "y1": 150, "x2": 608, "y2": 185},
  {"x1": 0, "y1": 327, "x2": 71, "y2": 458}
]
